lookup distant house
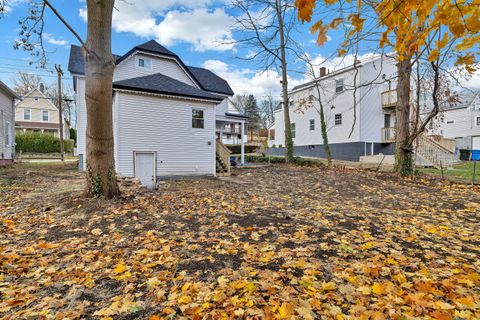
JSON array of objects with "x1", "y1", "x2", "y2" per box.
[
  {"x1": 216, "y1": 98, "x2": 248, "y2": 145},
  {"x1": 426, "y1": 91, "x2": 480, "y2": 153},
  {"x1": 68, "y1": 40, "x2": 247, "y2": 188},
  {"x1": 15, "y1": 88, "x2": 70, "y2": 139},
  {"x1": 267, "y1": 56, "x2": 398, "y2": 161},
  {"x1": 0, "y1": 81, "x2": 18, "y2": 165}
]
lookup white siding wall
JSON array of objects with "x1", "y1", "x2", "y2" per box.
[
  {"x1": 359, "y1": 58, "x2": 397, "y2": 142},
  {"x1": 75, "y1": 76, "x2": 87, "y2": 169},
  {"x1": 116, "y1": 92, "x2": 216, "y2": 177},
  {"x1": 440, "y1": 108, "x2": 480, "y2": 149},
  {"x1": 269, "y1": 57, "x2": 397, "y2": 147},
  {"x1": 0, "y1": 88, "x2": 15, "y2": 160},
  {"x1": 113, "y1": 53, "x2": 197, "y2": 86}
]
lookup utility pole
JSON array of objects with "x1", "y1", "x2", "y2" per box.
[{"x1": 55, "y1": 64, "x2": 65, "y2": 162}]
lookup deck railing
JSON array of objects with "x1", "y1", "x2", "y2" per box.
[
  {"x1": 381, "y1": 90, "x2": 397, "y2": 108},
  {"x1": 381, "y1": 127, "x2": 396, "y2": 143}
]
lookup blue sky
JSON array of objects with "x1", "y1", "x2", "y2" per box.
[
  {"x1": 0, "y1": 0, "x2": 361, "y2": 99},
  {"x1": 1, "y1": 0, "x2": 478, "y2": 99}
]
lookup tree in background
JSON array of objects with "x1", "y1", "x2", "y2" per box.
[
  {"x1": 259, "y1": 92, "x2": 278, "y2": 129},
  {"x1": 296, "y1": 0, "x2": 479, "y2": 176},
  {"x1": 10, "y1": 0, "x2": 120, "y2": 197},
  {"x1": 232, "y1": 0, "x2": 298, "y2": 162},
  {"x1": 244, "y1": 94, "x2": 262, "y2": 132}
]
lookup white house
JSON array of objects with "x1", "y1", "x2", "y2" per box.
[
  {"x1": 0, "y1": 81, "x2": 18, "y2": 165},
  {"x1": 427, "y1": 91, "x2": 480, "y2": 154},
  {"x1": 68, "y1": 40, "x2": 247, "y2": 188},
  {"x1": 267, "y1": 56, "x2": 398, "y2": 161},
  {"x1": 15, "y1": 88, "x2": 70, "y2": 139}
]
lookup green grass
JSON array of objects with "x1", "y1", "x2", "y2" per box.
[{"x1": 419, "y1": 161, "x2": 480, "y2": 183}]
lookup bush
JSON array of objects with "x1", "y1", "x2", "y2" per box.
[
  {"x1": 227, "y1": 144, "x2": 259, "y2": 154},
  {"x1": 16, "y1": 132, "x2": 74, "y2": 154},
  {"x1": 244, "y1": 154, "x2": 326, "y2": 168},
  {"x1": 69, "y1": 128, "x2": 77, "y2": 146}
]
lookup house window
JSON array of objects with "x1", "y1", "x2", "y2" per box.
[
  {"x1": 291, "y1": 123, "x2": 296, "y2": 138},
  {"x1": 384, "y1": 113, "x2": 391, "y2": 128},
  {"x1": 289, "y1": 100, "x2": 294, "y2": 107},
  {"x1": 476, "y1": 116, "x2": 480, "y2": 126},
  {"x1": 335, "y1": 79, "x2": 344, "y2": 93},
  {"x1": 138, "y1": 58, "x2": 151, "y2": 69},
  {"x1": 34, "y1": 97, "x2": 39, "y2": 101},
  {"x1": 309, "y1": 119, "x2": 315, "y2": 131},
  {"x1": 226, "y1": 134, "x2": 231, "y2": 139},
  {"x1": 192, "y1": 109, "x2": 204, "y2": 129},
  {"x1": 5, "y1": 121, "x2": 11, "y2": 146},
  {"x1": 335, "y1": 113, "x2": 342, "y2": 126},
  {"x1": 446, "y1": 120, "x2": 454, "y2": 124},
  {"x1": 23, "y1": 109, "x2": 31, "y2": 120},
  {"x1": 42, "y1": 110, "x2": 49, "y2": 121}
]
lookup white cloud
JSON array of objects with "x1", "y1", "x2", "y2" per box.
[
  {"x1": 43, "y1": 33, "x2": 68, "y2": 46},
  {"x1": 461, "y1": 69, "x2": 480, "y2": 89},
  {"x1": 79, "y1": 1, "x2": 234, "y2": 52},
  {"x1": 202, "y1": 59, "x2": 305, "y2": 99},
  {"x1": 155, "y1": 9, "x2": 234, "y2": 51}
]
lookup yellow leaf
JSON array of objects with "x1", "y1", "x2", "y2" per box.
[
  {"x1": 322, "y1": 281, "x2": 336, "y2": 291},
  {"x1": 113, "y1": 263, "x2": 127, "y2": 274},
  {"x1": 178, "y1": 295, "x2": 191, "y2": 304},
  {"x1": 91, "y1": 228, "x2": 102, "y2": 236},
  {"x1": 278, "y1": 302, "x2": 292, "y2": 319},
  {"x1": 372, "y1": 282, "x2": 385, "y2": 295}
]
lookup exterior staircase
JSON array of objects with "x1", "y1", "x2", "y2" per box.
[
  {"x1": 415, "y1": 134, "x2": 460, "y2": 169},
  {"x1": 216, "y1": 139, "x2": 231, "y2": 176}
]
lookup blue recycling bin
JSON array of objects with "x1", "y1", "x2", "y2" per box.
[{"x1": 471, "y1": 150, "x2": 480, "y2": 161}]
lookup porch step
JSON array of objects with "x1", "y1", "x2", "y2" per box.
[
  {"x1": 415, "y1": 134, "x2": 460, "y2": 169},
  {"x1": 216, "y1": 139, "x2": 231, "y2": 176}
]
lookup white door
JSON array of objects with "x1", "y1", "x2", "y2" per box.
[
  {"x1": 134, "y1": 152, "x2": 156, "y2": 190},
  {"x1": 473, "y1": 136, "x2": 480, "y2": 150}
]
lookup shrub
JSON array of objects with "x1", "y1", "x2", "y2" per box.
[
  {"x1": 69, "y1": 128, "x2": 77, "y2": 146},
  {"x1": 16, "y1": 132, "x2": 74, "y2": 154},
  {"x1": 244, "y1": 154, "x2": 326, "y2": 168},
  {"x1": 227, "y1": 144, "x2": 259, "y2": 154}
]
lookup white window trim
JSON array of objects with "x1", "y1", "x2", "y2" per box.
[
  {"x1": 23, "y1": 108, "x2": 31, "y2": 121},
  {"x1": 42, "y1": 110, "x2": 49, "y2": 122},
  {"x1": 335, "y1": 79, "x2": 344, "y2": 93},
  {"x1": 136, "y1": 56, "x2": 152, "y2": 70},
  {"x1": 192, "y1": 107, "x2": 206, "y2": 129},
  {"x1": 5, "y1": 121, "x2": 11, "y2": 147},
  {"x1": 334, "y1": 113, "x2": 343, "y2": 126},
  {"x1": 475, "y1": 116, "x2": 480, "y2": 126}
]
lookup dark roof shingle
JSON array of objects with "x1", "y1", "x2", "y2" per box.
[
  {"x1": 113, "y1": 73, "x2": 223, "y2": 102},
  {"x1": 187, "y1": 66, "x2": 234, "y2": 96},
  {"x1": 68, "y1": 40, "x2": 234, "y2": 97}
]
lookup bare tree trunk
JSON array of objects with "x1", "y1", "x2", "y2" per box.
[
  {"x1": 276, "y1": 0, "x2": 293, "y2": 163},
  {"x1": 84, "y1": 0, "x2": 119, "y2": 198},
  {"x1": 394, "y1": 59, "x2": 414, "y2": 176}
]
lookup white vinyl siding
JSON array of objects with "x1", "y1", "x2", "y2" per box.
[
  {"x1": 116, "y1": 92, "x2": 216, "y2": 177},
  {"x1": 75, "y1": 77, "x2": 87, "y2": 169},
  {"x1": 0, "y1": 88, "x2": 15, "y2": 160},
  {"x1": 114, "y1": 53, "x2": 197, "y2": 87}
]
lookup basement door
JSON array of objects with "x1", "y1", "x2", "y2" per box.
[{"x1": 134, "y1": 151, "x2": 156, "y2": 190}]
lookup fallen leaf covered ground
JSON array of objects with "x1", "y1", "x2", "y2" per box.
[{"x1": 0, "y1": 163, "x2": 479, "y2": 319}]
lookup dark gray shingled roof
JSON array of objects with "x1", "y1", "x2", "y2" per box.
[
  {"x1": 68, "y1": 45, "x2": 121, "y2": 76},
  {"x1": 68, "y1": 40, "x2": 234, "y2": 96},
  {"x1": 113, "y1": 73, "x2": 223, "y2": 102},
  {"x1": 187, "y1": 66, "x2": 234, "y2": 96}
]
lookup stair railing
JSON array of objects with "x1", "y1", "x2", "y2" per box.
[{"x1": 216, "y1": 139, "x2": 231, "y2": 176}]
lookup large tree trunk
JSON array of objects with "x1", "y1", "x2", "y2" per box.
[
  {"x1": 276, "y1": 0, "x2": 293, "y2": 163},
  {"x1": 395, "y1": 59, "x2": 414, "y2": 176},
  {"x1": 84, "y1": 0, "x2": 119, "y2": 198}
]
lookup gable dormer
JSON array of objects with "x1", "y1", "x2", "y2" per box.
[{"x1": 113, "y1": 40, "x2": 200, "y2": 87}]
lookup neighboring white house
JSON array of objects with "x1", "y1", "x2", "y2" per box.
[
  {"x1": 68, "y1": 40, "x2": 246, "y2": 188},
  {"x1": 427, "y1": 91, "x2": 480, "y2": 153},
  {"x1": 267, "y1": 56, "x2": 398, "y2": 161},
  {"x1": 0, "y1": 81, "x2": 18, "y2": 165},
  {"x1": 15, "y1": 88, "x2": 70, "y2": 139},
  {"x1": 215, "y1": 98, "x2": 248, "y2": 145}
]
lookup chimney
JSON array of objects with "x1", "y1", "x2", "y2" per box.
[
  {"x1": 319, "y1": 67, "x2": 326, "y2": 77},
  {"x1": 39, "y1": 83, "x2": 45, "y2": 93}
]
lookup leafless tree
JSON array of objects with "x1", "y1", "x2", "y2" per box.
[{"x1": 231, "y1": 0, "x2": 299, "y2": 162}]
